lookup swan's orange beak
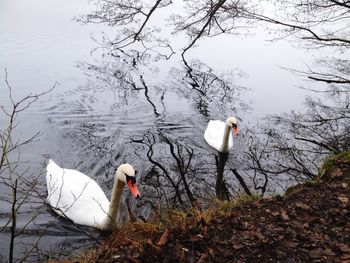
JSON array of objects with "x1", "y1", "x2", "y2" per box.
[
  {"x1": 233, "y1": 127, "x2": 239, "y2": 137},
  {"x1": 128, "y1": 180, "x2": 140, "y2": 199}
]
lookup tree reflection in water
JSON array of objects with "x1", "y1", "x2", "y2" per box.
[
  {"x1": 53, "y1": 49, "x2": 252, "y2": 215},
  {"x1": 169, "y1": 58, "x2": 250, "y2": 118},
  {"x1": 215, "y1": 153, "x2": 230, "y2": 200},
  {"x1": 75, "y1": 0, "x2": 350, "y2": 209},
  {"x1": 66, "y1": 0, "x2": 261, "y2": 220},
  {"x1": 132, "y1": 131, "x2": 196, "y2": 207}
]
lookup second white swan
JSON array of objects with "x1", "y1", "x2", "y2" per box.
[{"x1": 204, "y1": 117, "x2": 239, "y2": 153}]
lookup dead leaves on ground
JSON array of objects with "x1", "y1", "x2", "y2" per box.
[{"x1": 93, "y1": 164, "x2": 350, "y2": 262}]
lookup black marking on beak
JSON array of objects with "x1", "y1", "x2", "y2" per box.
[{"x1": 126, "y1": 174, "x2": 136, "y2": 186}]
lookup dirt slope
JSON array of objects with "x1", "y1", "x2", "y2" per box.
[{"x1": 86, "y1": 159, "x2": 350, "y2": 263}]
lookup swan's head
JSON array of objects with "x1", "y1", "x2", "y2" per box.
[
  {"x1": 116, "y1": 164, "x2": 140, "y2": 199},
  {"x1": 225, "y1": 117, "x2": 239, "y2": 137}
]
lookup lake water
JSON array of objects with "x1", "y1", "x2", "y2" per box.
[{"x1": 0, "y1": 0, "x2": 315, "y2": 261}]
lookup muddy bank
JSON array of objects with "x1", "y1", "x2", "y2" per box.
[{"x1": 62, "y1": 156, "x2": 350, "y2": 263}]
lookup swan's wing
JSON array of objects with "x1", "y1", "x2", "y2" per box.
[
  {"x1": 204, "y1": 120, "x2": 233, "y2": 152},
  {"x1": 46, "y1": 160, "x2": 109, "y2": 227}
]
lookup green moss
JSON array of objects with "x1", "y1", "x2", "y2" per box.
[
  {"x1": 285, "y1": 185, "x2": 302, "y2": 196},
  {"x1": 305, "y1": 178, "x2": 321, "y2": 186},
  {"x1": 319, "y1": 150, "x2": 350, "y2": 176},
  {"x1": 285, "y1": 178, "x2": 322, "y2": 196},
  {"x1": 213, "y1": 194, "x2": 262, "y2": 215}
]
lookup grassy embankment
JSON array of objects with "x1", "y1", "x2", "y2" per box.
[{"x1": 54, "y1": 150, "x2": 350, "y2": 262}]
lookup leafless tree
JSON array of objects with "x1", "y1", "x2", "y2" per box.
[
  {"x1": 0, "y1": 70, "x2": 55, "y2": 262},
  {"x1": 77, "y1": 0, "x2": 174, "y2": 62},
  {"x1": 81, "y1": 0, "x2": 350, "y2": 89},
  {"x1": 240, "y1": 89, "x2": 349, "y2": 194},
  {"x1": 171, "y1": 0, "x2": 255, "y2": 57}
]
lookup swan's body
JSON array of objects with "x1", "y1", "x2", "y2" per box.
[
  {"x1": 204, "y1": 117, "x2": 238, "y2": 153},
  {"x1": 46, "y1": 160, "x2": 140, "y2": 231}
]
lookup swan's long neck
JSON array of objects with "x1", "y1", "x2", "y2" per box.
[
  {"x1": 101, "y1": 176, "x2": 125, "y2": 231},
  {"x1": 221, "y1": 124, "x2": 231, "y2": 153}
]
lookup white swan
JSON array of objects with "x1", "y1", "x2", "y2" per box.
[
  {"x1": 204, "y1": 117, "x2": 239, "y2": 153},
  {"x1": 46, "y1": 159, "x2": 140, "y2": 231}
]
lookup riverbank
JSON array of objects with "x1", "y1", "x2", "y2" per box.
[{"x1": 58, "y1": 152, "x2": 350, "y2": 262}]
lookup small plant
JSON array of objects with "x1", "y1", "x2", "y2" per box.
[{"x1": 319, "y1": 150, "x2": 350, "y2": 176}]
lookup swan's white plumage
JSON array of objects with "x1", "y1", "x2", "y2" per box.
[
  {"x1": 204, "y1": 119, "x2": 234, "y2": 153},
  {"x1": 46, "y1": 159, "x2": 110, "y2": 228}
]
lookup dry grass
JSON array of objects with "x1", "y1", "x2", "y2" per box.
[
  {"x1": 155, "y1": 194, "x2": 262, "y2": 231},
  {"x1": 47, "y1": 247, "x2": 99, "y2": 263},
  {"x1": 51, "y1": 194, "x2": 263, "y2": 262},
  {"x1": 319, "y1": 150, "x2": 350, "y2": 176},
  {"x1": 72, "y1": 248, "x2": 100, "y2": 263},
  {"x1": 102, "y1": 222, "x2": 160, "y2": 251}
]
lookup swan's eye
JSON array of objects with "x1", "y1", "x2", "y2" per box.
[{"x1": 232, "y1": 124, "x2": 237, "y2": 128}]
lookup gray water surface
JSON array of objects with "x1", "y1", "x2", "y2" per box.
[{"x1": 0, "y1": 0, "x2": 313, "y2": 260}]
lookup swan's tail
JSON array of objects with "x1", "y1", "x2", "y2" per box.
[
  {"x1": 46, "y1": 159, "x2": 62, "y2": 198},
  {"x1": 47, "y1": 159, "x2": 61, "y2": 173}
]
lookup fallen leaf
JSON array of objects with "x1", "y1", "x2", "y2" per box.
[
  {"x1": 254, "y1": 230, "x2": 265, "y2": 241},
  {"x1": 338, "y1": 195, "x2": 349, "y2": 204},
  {"x1": 323, "y1": 248, "x2": 336, "y2": 256},
  {"x1": 285, "y1": 241, "x2": 298, "y2": 248},
  {"x1": 338, "y1": 243, "x2": 350, "y2": 253},
  {"x1": 330, "y1": 168, "x2": 343, "y2": 177},
  {"x1": 272, "y1": 211, "x2": 280, "y2": 216},
  {"x1": 309, "y1": 248, "x2": 323, "y2": 259},
  {"x1": 202, "y1": 226, "x2": 208, "y2": 236},
  {"x1": 292, "y1": 220, "x2": 304, "y2": 229},
  {"x1": 295, "y1": 202, "x2": 311, "y2": 210},
  {"x1": 147, "y1": 239, "x2": 161, "y2": 251},
  {"x1": 233, "y1": 244, "x2": 244, "y2": 250},
  {"x1": 341, "y1": 254, "x2": 350, "y2": 260},
  {"x1": 281, "y1": 210, "x2": 290, "y2": 220},
  {"x1": 197, "y1": 252, "x2": 209, "y2": 263},
  {"x1": 157, "y1": 228, "x2": 170, "y2": 246}
]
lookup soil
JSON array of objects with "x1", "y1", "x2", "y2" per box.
[{"x1": 87, "y1": 159, "x2": 350, "y2": 263}]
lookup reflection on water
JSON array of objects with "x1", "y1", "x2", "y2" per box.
[
  {"x1": 215, "y1": 153, "x2": 230, "y2": 200},
  {"x1": 4, "y1": 65, "x2": 248, "y2": 261},
  {"x1": 0, "y1": 44, "x2": 251, "y2": 260},
  {"x1": 0, "y1": 0, "x2": 265, "y2": 261},
  {"x1": 170, "y1": 59, "x2": 250, "y2": 118}
]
